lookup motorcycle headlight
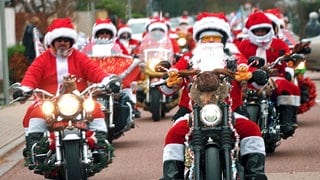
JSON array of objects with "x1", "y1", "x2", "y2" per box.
[
  {"x1": 200, "y1": 104, "x2": 222, "y2": 126},
  {"x1": 41, "y1": 100, "x2": 55, "y2": 116},
  {"x1": 57, "y1": 94, "x2": 81, "y2": 117},
  {"x1": 83, "y1": 97, "x2": 95, "y2": 112},
  {"x1": 177, "y1": 38, "x2": 187, "y2": 47}
]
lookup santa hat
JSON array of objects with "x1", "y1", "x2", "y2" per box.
[
  {"x1": 47, "y1": 17, "x2": 77, "y2": 45},
  {"x1": 92, "y1": 18, "x2": 117, "y2": 38},
  {"x1": 264, "y1": 8, "x2": 285, "y2": 28},
  {"x1": 117, "y1": 24, "x2": 132, "y2": 36},
  {"x1": 146, "y1": 18, "x2": 168, "y2": 33},
  {"x1": 179, "y1": 16, "x2": 189, "y2": 25},
  {"x1": 193, "y1": 12, "x2": 231, "y2": 42},
  {"x1": 245, "y1": 12, "x2": 273, "y2": 31}
]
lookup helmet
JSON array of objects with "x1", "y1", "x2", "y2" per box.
[{"x1": 309, "y1": 11, "x2": 318, "y2": 20}]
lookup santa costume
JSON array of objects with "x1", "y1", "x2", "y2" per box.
[
  {"x1": 238, "y1": 12, "x2": 301, "y2": 139},
  {"x1": 161, "y1": 12, "x2": 267, "y2": 180},
  {"x1": 116, "y1": 24, "x2": 140, "y2": 55},
  {"x1": 21, "y1": 18, "x2": 111, "y2": 169}
]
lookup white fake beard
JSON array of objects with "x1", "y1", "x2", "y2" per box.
[
  {"x1": 120, "y1": 39, "x2": 129, "y2": 48},
  {"x1": 56, "y1": 48, "x2": 70, "y2": 57},
  {"x1": 191, "y1": 43, "x2": 227, "y2": 71}
]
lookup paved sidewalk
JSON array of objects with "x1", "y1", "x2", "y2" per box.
[{"x1": 0, "y1": 102, "x2": 31, "y2": 158}]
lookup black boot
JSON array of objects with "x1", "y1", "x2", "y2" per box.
[
  {"x1": 160, "y1": 160, "x2": 185, "y2": 180},
  {"x1": 26, "y1": 132, "x2": 44, "y2": 170},
  {"x1": 242, "y1": 153, "x2": 268, "y2": 180},
  {"x1": 278, "y1": 105, "x2": 298, "y2": 139}
]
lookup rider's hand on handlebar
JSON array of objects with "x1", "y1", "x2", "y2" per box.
[
  {"x1": 13, "y1": 86, "x2": 32, "y2": 103},
  {"x1": 102, "y1": 74, "x2": 121, "y2": 93}
]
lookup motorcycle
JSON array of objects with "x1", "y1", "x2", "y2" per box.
[
  {"x1": 9, "y1": 75, "x2": 114, "y2": 179},
  {"x1": 154, "y1": 62, "x2": 245, "y2": 179},
  {"x1": 136, "y1": 31, "x2": 181, "y2": 121},
  {"x1": 244, "y1": 56, "x2": 281, "y2": 153},
  {"x1": 81, "y1": 39, "x2": 140, "y2": 142},
  {"x1": 285, "y1": 41, "x2": 317, "y2": 114},
  {"x1": 244, "y1": 50, "x2": 316, "y2": 153}
]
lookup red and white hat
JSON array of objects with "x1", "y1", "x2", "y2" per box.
[
  {"x1": 146, "y1": 18, "x2": 168, "y2": 33},
  {"x1": 264, "y1": 8, "x2": 285, "y2": 29},
  {"x1": 193, "y1": 12, "x2": 231, "y2": 43},
  {"x1": 245, "y1": 12, "x2": 273, "y2": 31},
  {"x1": 117, "y1": 24, "x2": 132, "y2": 36},
  {"x1": 92, "y1": 18, "x2": 117, "y2": 38},
  {"x1": 47, "y1": 17, "x2": 77, "y2": 45},
  {"x1": 245, "y1": 12, "x2": 274, "y2": 47}
]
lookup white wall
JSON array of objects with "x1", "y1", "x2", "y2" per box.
[{"x1": 0, "y1": 8, "x2": 15, "y2": 80}]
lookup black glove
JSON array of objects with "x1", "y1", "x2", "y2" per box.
[
  {"x1": 12, "y1": 88, "x2": 32, "y2": 102},
  {"x1": 108, "y1": 76, "x2": 121, "y2": 93},
  {"x1": 172, "y1": 106, "x2": 190, "y2": 121}
]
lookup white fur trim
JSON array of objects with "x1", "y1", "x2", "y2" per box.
[
  {"x1": 89, "y1": 118, "x2": 107, "y2": 132},
  {"x1": 148, "y1": 22, "x2": 168, "y2": 33},
  {"x1": 240, "y1": 136, "x2": 266, "y2": 156},
  {"x1": 48, "y1": 27, "x2": 77, "y2": 45},
  {"x1": 28, "y1": 118, "x2": 47, "y2": 133},
  {"x1": 193, "y1": 17, "x2": 231, "y2": 41},
  {"x1": 118, "y1": 27, "x2": 132, "y2": 36},
  {"x1": 277, "y1": 95, "x2": 300, "y2": 106},
  {"x1": 92, "y1": 23, "x2": 117, "y2": 38},
  {"x1": 163, "y1": 143, "x2": 185, "y2": 162}
]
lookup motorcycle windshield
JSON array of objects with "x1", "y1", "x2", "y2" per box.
[
  {"x1": 139, "y1": 32, "x2": 174, "y2": 70},
  {"x1": 80, "y1": 38, "x2": 123, "y2": 57}
]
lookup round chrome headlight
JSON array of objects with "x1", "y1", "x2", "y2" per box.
[
  {"x1": 57, "y1": 94, "x2": 81, "y2": 117},
  {"x1": 200, "y1": 104, "x2": 222, "y2": 126}
]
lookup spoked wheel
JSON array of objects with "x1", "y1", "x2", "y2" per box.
[{"x1": 150, "y1": 88, "x2": 162, "y2": 121}]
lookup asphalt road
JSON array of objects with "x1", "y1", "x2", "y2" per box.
[{"x1": 1, "y1": 72, "x2": 320, "y2": 180}]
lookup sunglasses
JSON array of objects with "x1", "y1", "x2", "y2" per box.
[
  {"x1": 55, "y1": 37, "x2": 72, "y2": 42},
  {"x1": 200, "y1": 35, "x2": 222, "y2": 43}
]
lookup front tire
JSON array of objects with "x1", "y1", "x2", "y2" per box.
[
  {"x1": 150, "y1": 88, "x2": 162, "y2": 121},
  {"x1": 63, "y1": 141, "x2": 85, "y2": 180},
  {"x1": 205, "y1": 147, "x2": 221, "y2": 180}
]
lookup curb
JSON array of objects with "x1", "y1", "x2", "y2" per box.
[{"x1": 0, "y1": 134, "x2": 24, "y2": 159}]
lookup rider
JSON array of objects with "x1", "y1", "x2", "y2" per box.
[
  {"x1": 116, "y1": 24, "x2": 140, "y2": 55},
  {"x1": 18, "y1": 17, "x2": 116, "y2": 172},
  {"x1": 82, "y1": 18, "x2": 129, "y2": 56},
  {"x1": 304, "y1": 11, "x2": 320, "y2": 38},
  {"x1": 238, "y1": 12, "x2": 301, "y2": 139},
  {"x1": 161, "y1": 12, "x2": 267, "y2": 180}
]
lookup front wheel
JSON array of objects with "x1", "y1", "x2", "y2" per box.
[
  {"x1": 150, "y1": 88, "x2": 162, "y2": 121},
  {"x1": 63, "y1": 141, "x2": 86, "y2": 180},
  {"x1": 205, "y1": 147, "x2": 221, "y2": 180}
]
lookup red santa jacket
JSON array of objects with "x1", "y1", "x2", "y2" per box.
[
  {"x1": 238, "y1": 38, "x2": 290, "y2": 76},
  {"x1": 173, "y1": 51, "x2": 247, "y2": 111},
  {"x1": 21, "y1": 48, "x2": 109, "y2": 94}
]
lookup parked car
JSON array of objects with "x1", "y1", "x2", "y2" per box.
[
  {"x1": 127, "y1": 18, "x2": 150, "y2": 41},
  {"x1": 302, "y1": 35, "x2": 320, "y2": 71}
]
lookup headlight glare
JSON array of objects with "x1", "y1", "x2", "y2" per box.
[
  {"x1": 177, "y1": 38, "x2": 187, "y2": 46},
  {"x1": 83, "y1": 98, "x2": 95, "y2": 112},
  {"x1": 41, "y1": 101, "x2": 55, "y2": 115},
  {"x1": 200, "y1": 104, "x2": 222, "y2": 126},
  {"x1": 57, "y1": 94, "x2": 81, "y2": 116}
]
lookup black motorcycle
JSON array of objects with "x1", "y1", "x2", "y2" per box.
[{"x1": 155, "y1": 67, "x2": 245, "y2": 180}]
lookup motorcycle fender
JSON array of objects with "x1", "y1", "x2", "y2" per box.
[{"x1": 62, "y1": 129, "x2": 81, "y2": 141}]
